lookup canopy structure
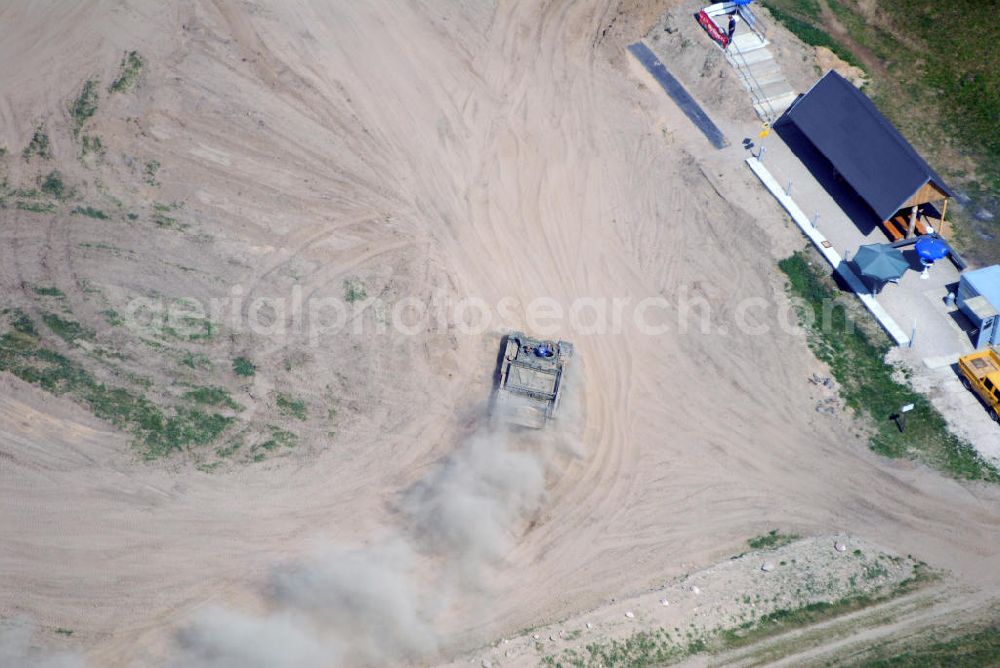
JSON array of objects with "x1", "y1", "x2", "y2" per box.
[
  {"x1": 853, "y1": 243, "x2": 909, "y2": 290},
  {"x1": 779, "y1": 71, "x2": 953, "y2": 240}
]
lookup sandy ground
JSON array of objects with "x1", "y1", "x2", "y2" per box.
[{"x1": 1, "y1": 1, "x2": 999, "y2": 666}]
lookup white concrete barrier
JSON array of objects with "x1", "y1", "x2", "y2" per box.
[{"x1": 745, "y1": 156, "x2": 911, "y2": 346}]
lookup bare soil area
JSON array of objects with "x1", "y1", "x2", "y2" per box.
[{"x1": 1, "y1": 1, "x2": 998, "y2": 666}]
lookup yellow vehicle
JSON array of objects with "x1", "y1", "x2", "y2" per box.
[{"x1": 958, "y1": 348, "x2": 1000, "y2": 423}]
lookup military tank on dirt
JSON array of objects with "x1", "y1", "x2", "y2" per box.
[{"x1": 494, "y1": 331, "x2": 573, "y2": 429}]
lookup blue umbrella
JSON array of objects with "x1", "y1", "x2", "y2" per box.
[
  {"x1": 915, "y1": 236, "x2": 949, "y2": 266},
  {"x1": 853, "y1": 243, "x2": 909, "y2": 283}
]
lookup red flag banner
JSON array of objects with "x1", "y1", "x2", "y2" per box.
[{"x1": 697, "y1": 10, "x2": 729, "y2": 48}]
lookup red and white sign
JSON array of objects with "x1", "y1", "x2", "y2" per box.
[{"x1": 697, "y1": 9, "x2": 730, "y2": 48}]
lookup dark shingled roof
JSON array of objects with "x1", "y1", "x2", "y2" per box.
[{"x1": 780, "y1": 70, "x2": 952, "y2": 221}]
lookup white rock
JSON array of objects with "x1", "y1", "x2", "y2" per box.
[
  {"x1": 586, "y1": 622, "x2": 593, "y2": 629},
  {"x1": 835, "y1": 542, "x2": 847, "y2": 552},
  {"x1": 549, "y1": 635, "x2": 556, "y2": 641},
  {"x1": 625, "y1": 611, "x2": 635, "y2": 619},
  {"x1": 761, "y1": 562, "x2": 775, "y2": 572},
  {"x1": 482, "y1": 660, "x2": 492, "y2": 668},
  {"x1": 532, "y1": 634, "x2": 540, "y2": 640},
  {"x1": 691, "y1": 585, "x2": 701, "y2": 595},
  {"x1": 660, "y1": 598, "x2": 670, "y2": 606}
]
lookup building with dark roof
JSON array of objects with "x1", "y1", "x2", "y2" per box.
[{"x1": 777, "y1": 71, "x2": 953, "y2": 242}]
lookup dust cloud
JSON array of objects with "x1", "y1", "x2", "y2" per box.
[
  {"x1": 170, "y1": 418, "x2": 573, "y2": 667},
  {"x1": 0, "y1": 620, "x2": 86, "y2": 668}
]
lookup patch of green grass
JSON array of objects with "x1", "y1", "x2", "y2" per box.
[
  {"x1": 69, "y1": 79, "x2": 99, "y2": 134},
  {"x1": 259, "y1": 427, "x2": 298, "y2": 451},
  {"x1": 343, "y1": 278, "x2": 367, "y2": 303},
  {"x1": 80, "y1": 134, "x2": 104, "y2": 161},
  {"x1": 180, "y1": 351, "x2": 211, "y2": 369},
  {"x1": 215, "y1": 438, "x2": 243, "y2": 459},
  {"x1": 23, "y1": 125, "x2": 51, "y2": 161},
  {"x1": 747, "y1": 529, "x2": 800, "y2": 550},
  {"x1": 72, "y1": 206, "x2": 109, "y2": 220},
  {"x1": 40, "y1": 170, "x2": 66, "y2": 199},
  {"x1": 6, "y1": 308, "x2": 38, "y2": 337},
  {"x1": 151, "y1": 210, "x2": 186, "y2": 230},
  {"x1": 232, "y1": 356, "x2": 256, "y2": 377},
  {"x1": 875, "y1": 1, "x2": 1000, "y2": 194},
  {"x1": 42, "y1": 313, "x2": 95, "y2": 344},
  {"x1": 183, "y1": 386, "x2": 240, "y2": 410},
  {"x1": 276, "y1": 392, "x2": 308, "y2": 420},
  {"x1": 55, "y1": 628, "x2": 74, "y2": 637},
  {"x1": 109, "y1": 51, "x2": 143, "y2": 93},
  {"x1": 759, "y1": 2, "x2": 863, "y2": 69},
  {"x1": 144, "y1": 159, "x2": 160, "y2": 186},
  {"x1": 780, "y1": 251, "x2": 1000, "y2": 482},
  {"x1": 162, "y1": 316, "x2": 213, "y2": 341},
  {"x1": 33, "y1": 286, "x2": 65, "y2": 298}
]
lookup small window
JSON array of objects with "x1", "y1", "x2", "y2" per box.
[
  {"x1": 986, "y1": 378, "x2": 995, "y2": 391},
  {"x1": 994, "y1": 390, "x2": 1000, "y2": 403}
]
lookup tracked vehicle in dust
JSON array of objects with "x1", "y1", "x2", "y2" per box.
[{"x1": 494, "y1": 331, "x2": 573, "y2": 429}]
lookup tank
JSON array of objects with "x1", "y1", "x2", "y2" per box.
[{"x1": 494, "y1": 331, "x2": 573, "y2": 429}]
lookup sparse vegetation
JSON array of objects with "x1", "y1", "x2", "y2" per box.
[
  {"x1": 16, "y1": 201, "x2": 55, "y2": 213},
  {"x1": 232, "y1": 356, "x2": 256, "y2": 377},
  {"x1": 780, "y1": 250, "x2": 1000, "y2": 482},
  {"x1": 162, "y1": 315, "x2": 213, "y2": 341},
  {"x1": 101, "y1": 309, "x2": 124, "y2": 326},
  {"x1": 0, "y1": 311, "x2": 234, "y2": 458},
  {"x1": 40, "y1": 171, "x2": 66, "y2": 199},
  {"x1": 42, "y1": 313, "x2": 95, "y2": 344},
  {"x1": 542, "y1": 628, "x2": 683, "y2": 668},
  {"x1": 215, "y1": 438, "x2": 243, "y2": 459},
  {"x1": 109, "y1": 51, "x2": 144, "y2": 93},
  {"x1": 33, "y1": 286, "x2": 65, "y2": 298},
  {"x1": 80, "y1": 134, "x2": 105, "y2": 162},
  {"x1": 144, "y1": 159, "x2": 160, "y2": 186},
  {"x1": 184, "y1": 386, "x2": 240, "y2": 411},
  {"x1": 23, "y1": 125, "x2": 51, "y2": 160},
  {"x1": 55, "y1": 628, "x2": 74, "y2": 636},
  {"x1": 260, "y1": 427, "x2": 298, "y2": 450},
  {"x1": 748, "y1": 529, "x2": 800, "y2": 550},
  {"x1": 343, "y1": 278, "x2": 367, "y2": 303},
  {"x1": 151, "y1": 210, "x2": 186, "y2": 230},
  {"x1": 72, "y1": 206, "x2": 109, "y2": 220},
  {"x1": 69, "y1": 78, "x2": 99, "y2": 134},
  {"x1": 276, "y1": 392, "x2": 308, "y2": 420},
  {"x1": 180, "y1": 351, "x2": 211, "y2": 370}
]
